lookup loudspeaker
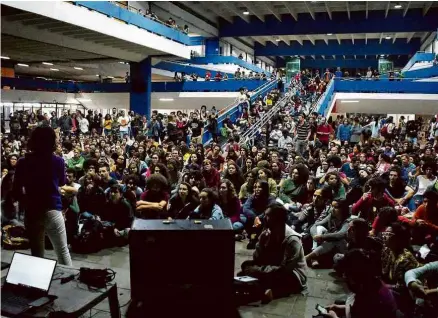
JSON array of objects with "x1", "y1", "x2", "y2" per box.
[{"x1": 129, "y1": 218, "x2": 235, "y2": 316}]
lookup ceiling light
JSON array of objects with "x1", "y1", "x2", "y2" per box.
[
  {"x1": 275, "y1": 38, "x2": 281, "y2": 42},
  {"x1": 341, "y1": 100, "x2": 360, "y2": 103},
  {"x1": 74, "y1": 67, "x2": 83, "y2": 70},
  {"x1": 119, "y1": 61, "x2": 126, "y2": 64},
  {"x1": 42, "y1": 62, "x2": 53, "y2": 65},
  {"x1": 243, "y1": 11, "x2": 250, "y2": 15},
  {"x1": 107, "y1": 76, "x2": 115, "y2": 79},
  {"x1": 50, "y1": 68, "x2": 59, "y2": 71},
  {"x1": 327, "y1": 33, "x2": 333, "y2": 36},
  {"x1": 159, "y1": 98, "x2": 174, "y2": 101},
  {"x1": 77, "y1": 98, "x2": 92, "y2": 102},
  {"x1": 380, "y1": 54, "x2": 385, "y2": 57},
  {"x1": 17, "y1": 63, "x2": 29, "y2": 67},
  {"x1": 385, "y1": 36, "x2": 391, "y2": 40},
  {"x1": 1, "y1": 56, "x2": 10, "y2": 60},
  {"x1": 394, "y1": 4, "x2": 402, "y2": 9},
  {"x1": 96, "y1": 74, "x2": 100, "y2": 77}
]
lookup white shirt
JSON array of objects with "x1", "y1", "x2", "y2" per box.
[
  {"x1": 118, "y1": 116, "x2": 130, "y2": 132},
  {"x1": 78, "y1": 117, "x2": 89, "y2": 133}
]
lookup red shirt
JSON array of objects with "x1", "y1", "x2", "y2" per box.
[{"x1": 317, "y1": 124, "x2": 332, "y2": 143}]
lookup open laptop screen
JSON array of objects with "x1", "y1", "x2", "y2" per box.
[{"x1": 6, "y1": 253, "x2": 57, "y2": 292}]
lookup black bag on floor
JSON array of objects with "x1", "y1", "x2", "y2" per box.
[{"x1": 71, "y1": 219, "x2": 104, "y2": 254}]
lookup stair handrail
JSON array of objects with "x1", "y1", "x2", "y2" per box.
[{"x1": 239, "y1": 94, "x2": 289, "y2": 146}]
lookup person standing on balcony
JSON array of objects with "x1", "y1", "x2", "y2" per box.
[
  {"x1": 335, "y1": 67, "x2": 342, "y2": 78},
  {"x1": 294, "y1": 113, "x2": 311, "y2": 157},
  {"x1": 234, "y1": 68, "x2": 242, "y2": 80},
  {"x1": 323, "y1": 68, "x2": 333, "y2": 83}
]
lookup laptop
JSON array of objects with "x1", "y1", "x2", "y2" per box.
[{"x1": 1, "y1": 252, "x2": 57, "y2": 316}]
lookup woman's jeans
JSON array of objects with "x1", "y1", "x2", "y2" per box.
[
  {"x1": 232, "y1": 214, "x2": 247, "y2": 232},
  {"x1": 25, "y1": 210, "x2": 72, "y2": 266}
]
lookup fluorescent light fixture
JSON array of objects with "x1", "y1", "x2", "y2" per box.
[
  {"x1": 159, "y1": 98, "x2": 174, "y2": 101},
  {"x1": 77, "y1": 98, "x2": 92, "y2": 102},
  {"x1": 275, "y1": 38, "x2": 280, "y2": 42},
  {"x1": 50, "y1": 68, "x2": 59, "y2": 71},
  {"x1": 385, "y1": 36, "x2": 391, "y2": 40},
  {"x1": 1, "y1": 56, "x2": 10, "y2": 60},
  {"x1": 17, "y1": 63, "x2": 29, "y2": 67},
  {"x1": 243, "y1": 11, "x2": 250, "y2": 15},
  {"x1": 74, "y1": 67, "x2": 83, "y2": 70},
  {"x1": 380, "y1": 54, "x2": 385, "y2": 57},
  {"x1": 119, "y1": 61, "x2": 126, "y2": 64},
  {"x1": 42, "y1": 62, "x2": 53, "y2": 65},
  {"x1": 341, "y1": 100, "x2": 360, "y2": 103},
  {"x1": 107, "y1": 76, "x2": 115, "y2": 79},
  {"x1": 327, "y1": 33, "x2": 333, "y2": 36},
  {"x1": 96, "y1": 74, "x2": 100, "y2": 77},
  {"x1": 394, "y1": 4, "x2": 402, "y2": 9}
]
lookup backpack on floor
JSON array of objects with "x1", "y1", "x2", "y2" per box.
[
  {"x1": 1, "y1": 225, "x2": 29, "y2": 250},
  {"x1": 71, "y1": 218, "x2": 104, "y2": 254}
]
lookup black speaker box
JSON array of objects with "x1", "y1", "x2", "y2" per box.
[{"x1": 129, "y1": 218, "x2": 235, "y2": 317}]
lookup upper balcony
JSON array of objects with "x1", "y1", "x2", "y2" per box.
[{"x1": 1, "y1": 1, "x2": 191, "y2": 62}]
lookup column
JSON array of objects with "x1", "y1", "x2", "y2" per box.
[
  {"x1": 130, "y1": 57, "x2": 151, "y2": 117},
  {"x1": 205, "y1": 38, "x2": 220, "y2": 56}
]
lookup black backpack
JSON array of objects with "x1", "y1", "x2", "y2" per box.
[{"x1": 71, "y1": 219, "x2": 104, "y2": 254}]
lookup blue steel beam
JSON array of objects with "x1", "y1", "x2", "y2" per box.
[
  {"x1": 254, "y1": 39, "x2": 420, "y2": 57},
  {"x1": 219, "y1": 8, "x2": 438, "y2": 37}
]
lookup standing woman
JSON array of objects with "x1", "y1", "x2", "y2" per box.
[
  {"x1": 12, "y1": 127, "x2": 72, "y2": 265},
  {"x1": 206, "y1": 114, "x2": 219, "y2": 143}
]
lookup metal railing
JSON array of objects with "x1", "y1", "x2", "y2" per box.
[
  {"x1": 238, "y1": 94, "x2": 289, "y2": 146},
  {"x1": 217, "y1": 79, "x2": 280, "y2": 116}
]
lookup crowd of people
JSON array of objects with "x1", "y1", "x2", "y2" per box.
[
  {"x1": 2, "y1": 69, "x2": 438, "y2": 317},
  {"x1": 173, "y1": 68, "x2": 276, "y2": 82}
]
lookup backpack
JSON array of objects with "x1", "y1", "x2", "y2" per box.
[
  {"x1": 71, "y1": 218, "x2": 104, "y2": 254},
  {"x1": 1, "y1": 225, "x2": 29, "y2": 250}
]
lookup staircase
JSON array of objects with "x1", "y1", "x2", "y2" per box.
[{"x1": 201, "y1": 79, "x2": 279, "y2": 144}]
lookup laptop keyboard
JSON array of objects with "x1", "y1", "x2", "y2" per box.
[{"x1": 1, "y1": 291, "x2": 31, "y2": 314}]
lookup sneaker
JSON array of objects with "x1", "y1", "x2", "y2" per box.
[
  {"x1": 261, "y1": 289, "x2": 273, "y2": 304},
  {"x1": 235, "y1": 234, "x2": 245, "y2": 241}
]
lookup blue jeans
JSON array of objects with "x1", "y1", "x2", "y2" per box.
[
  {"x1": 232, "y1": 214, "x2": 247, "y2": 232},
  {"x1": 120, "y1": 130, "x2": 129, "y2": 139}
]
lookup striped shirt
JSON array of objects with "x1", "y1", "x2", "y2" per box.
[{"x1": 296, "y1": 121, "x2": 310, "y2": 141}]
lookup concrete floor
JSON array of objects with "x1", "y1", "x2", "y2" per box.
[{"x1": 1, "y1": 242, "x2": 348, "y2": 318}]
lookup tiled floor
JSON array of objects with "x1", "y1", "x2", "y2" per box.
[{"x1": 1, "y1": 242, "x2": 348, "y2": 318}]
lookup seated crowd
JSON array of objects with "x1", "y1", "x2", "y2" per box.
[{"x1": 2, "y1": 72, "x2": 438, "y2": 317}]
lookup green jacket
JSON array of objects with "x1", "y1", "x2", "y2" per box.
[
  {"x1": 279, "y1": 178, "x2": 307, "y2": 204},
  {"x1": 67, "y1": 156, "x2": 85, "y2": 171}
]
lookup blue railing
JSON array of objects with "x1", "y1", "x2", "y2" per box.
[
  {"x1": 316, "y1": 77, "x2": 438, "y2": 116},
  {"x1": 154, "y1": 61, "x2": 234, "y2": 78},
  {"x1": 402, "y1": 52, "x2": 435, "y2": 72},
  {"x1": 334, "y1": 78, "x2": 438, "y2": 94},
  {"x1": 403, "y1": 64, "x2": 438, "y2": 79},
  {"x1": 72, "y1": 1, "x2": 190, "y2": 45},
  {"x1": 1, "y1": 77, "x2": 270, "y2": 93},
  {"x1": 153, "y1": 80, "x2": 268, "y2": 92},
  {"x1": 315, "y1": 79, "x2": 335, "y2": 116},
  {"x1": 189, "y1": 56, "x2": 271, "y2": 75},
  {"x1": 201, "y1": 79, "x2": 279, "y2": 144}
]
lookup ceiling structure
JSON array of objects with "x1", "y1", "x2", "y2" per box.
[
  {"x1": 177, "y1": 1, "x2": 438, "y2": 64},
  {"x1": 0, "y1": 3, "x2": 186, "y2": 81},
  {"x1": 1, "y1": 1, "x2": 437, "y2": 83}
]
